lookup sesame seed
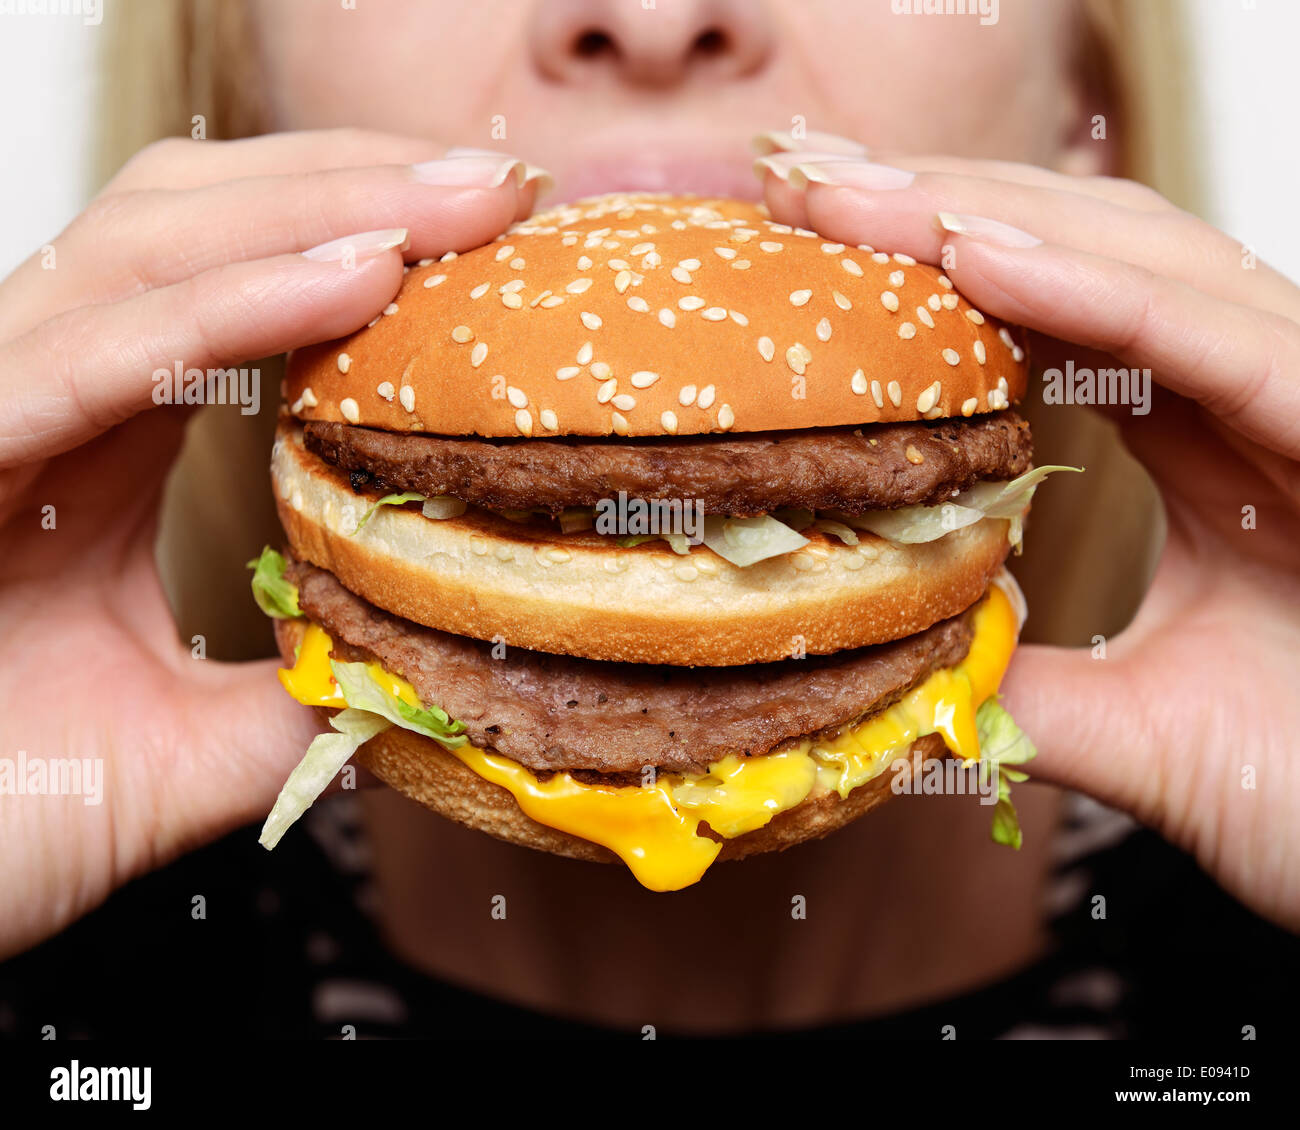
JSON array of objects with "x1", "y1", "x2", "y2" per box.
[
  {"x1": 942, "y1": 348, "x2": 961, "y2": 367},
  {"x1": 717, "y1": 403, "x2": 736, "y2": 429},
  {"x1": 790, "y1": 289, "x2": 812, "y2": 307},
  {"x1": 576, "y1": 342, "x2": 594, "y2": 365},
  {"x1": 928, "y1": 294, "x2": 942, "y2": 312},
  {"x1": 507, "y1": 386, "x2": 528, "y2": 408},
  {"x1": 974, "y1": 341, "x2": 987, "y2": 365},
  {"x1": 889, "y1": 270, "x2": 905, "y2": 287},
  {"x1": 607, "y1": 259, "x2": 630, "y2": 270},
  {"x1": 905, "y1": 444, "x2": 924, "y2": 464},
  {"x1": 577, "y1": 255, "x2": 593, "y2": 270},
  {"x1": 495, "y1": 245, "x2": 515, "y2": 262},
  {"x1": 816, "y1": 318, "x2": 832, "y2": 342},
  {"x1": 337, "y1": 353, "x2": 352, "y2": 374},
  {"x1": 870, "y1": 380, "x2": 884, "y2": 408},
  {"x1": 871, "y1": 252, "x2": 890, "y2": 264},
  {"x1": 502, "y1": 293, "x2": 523, "y2": 309},
  {"x1": 540, "y1": 296, "x2": 564, "y2": 308},
  {"x1": 899, "y1": 322, "x2": 917, "y2": 339},
  {"x1": 661, "y1": 410, "x2": 678, "y2": 433},
  {"x1": 580, "y1": 311, "x2": 602, "y2": 330},
  {"x1": 989, "y1": 389, "x2": 1009, "y2": 410},
  {"x1": 424, "y1": 274, "x2": 448, "y2": 289},
  {"x1": 887, "y1": 380, "x2": 902, "y2": 407},
  {"x1": 556, "y1": 366, "x2": 580, "y2": 380},
  {"x1": 469, "y1": 282, "x2": 489, "y2": 298},
  {"x1": 785, "y1": 345, "x2": 808, "y2": 375},
  {"x1": 540, "y1": 408, "x2": 559, "y2": 431},
  {"x1": 833, "y1": 291, "x2": 852, "y2": 311},
  {"x1": 562, "y1": 236, "x2": 577, "y2": 247},
  {"x1": 679, "y1": 384, "x2": 697, "y2": 406},
  {"x1": 611, "y1": 412, "x2": 630, "y2": 436},
  {"x1": 729, "y1": 310, "x2": 749, "y2": 325},
  {"x1": 501, "y1": 279, "x2": 526, "y2": 295},
  {"x1": 938, "y1": 275, "x2": 954, "y2": 289},
  {"x1": 916, "y1": 306, "x2": 935, "y2": 329},
  {"x1": 291, "y1": 397, "x2": 304, "y2": 414},
  {"x1": 596, "y1": 378, "x2": 617, "y2": 404},
  {"x1": 821, "y1": 242, "x2": 845, "y2": 254},
  {"x1": 965, "y1": 309, "x2": 985, "y2": 325},
  {"x1": 941, "y1": 293, "x2": 959, "y2": 309},
  {"x1": 566, "y1": 277, "x2": 593, "y2": 294},
  {"x1": 697, "y1": 384, "x2": 716, "y2": 409},
  {"x1": 340, "y1": 397, "x2": 360, "y2": 423},
  {"x1": 631, "y1": 242, "x2": 654, "y2": 255},
  {"x1": 612, "y1": 393, "x2": 636, "y2": 411},
  {"x1": 509, "y1": 257, "x2": 526, "y2": 270},
  {"x1": 701, "y1": 307, "x2": 727, "y2": 321},
  {"x1": 451, "y1": 325, "x2": 474, "y2": 343},
  {"x1": 917, "y1": 382, "x2": 941, "y2": 413},
  {"x1": 794, "y1": 227, "x2": 817, "y2": 238},
  {"x1": 893, "y1": 252, "x2": 917, "y2": 266},
  {"x1": 714, "y1": 247, "x2": 737, "y2": 260},
  {"x1": 659, "y1": 308, "x2": 677, "y2": 328},
  {"x1": 758, "y1": 336, "x2": 775, "y2": 362},
  {"x1": 470, "y1": 343, "x2": 488, "y2": 368},
  {"x1": 614, "y1": 270, "x2": 633, "y2": 293},
  {"x1": 880, "y1": 291, "x2": 900, "y2": 312},
  {"x1": 679, "y1": 258, "x2": 701, "y2": 270},
  {"x1": 630, "y1": 370, "x2": 659, "y2": 388},
  {"x1": 642, "y1": 252, "x2": 662, "y2": 269},
  {"x1": 961, "y1": 397, "x2": 978, "y2": 417},
  {"x1": 671, "y1": 267, "x2": 693, "y2": 284},
  {"x1": 730, "y1": 259, "x2": 751, "y2": 270},
  {"x1": 841, "y1": 258, "x2": 864, "y2": 277},
  {"x1": 678, "y1": 296, "x2": 705, "y2": 311},
  {"x1": 417, "y1": 258, "x2": 434, "y2": 267},
  {"x1": 627, "y1": 296, "x2": 650, "y2": 313},
  {"x1": 760, "y1": 241, "x2": 783, "y2": 253},
  {"x1": 301, "y1": 387, "x2": 318, "y2": 408},
  {"x1": 1012, "y1": 345, "x2": 1025, "y2": 362},
  {"x1": 769, "y1": 223, "x2": 793, "y2": 234},
  {"x1": 590, "y1": 361, "x2": 611, "y2": 379},
  {"x1": 515, "y1": 409, "x2": 533, "y2": 435},
  {"x1": 850, "y1": 369, "x2": 869, "y2": 396},
  {"x1": 998, "y1": 376, "x2": 1010, "y2": 394},
  {"x1": 440, "y1": 251, "x2": 458, "y2": 262}
]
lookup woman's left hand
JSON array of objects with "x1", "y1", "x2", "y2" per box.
[{"x1": 757, "y1": 139, "x2": 1300, "y2": 931}]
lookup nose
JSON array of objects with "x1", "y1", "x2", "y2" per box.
[{"x1": 530, "y1": 0, "x2": 774, "y2": 88}]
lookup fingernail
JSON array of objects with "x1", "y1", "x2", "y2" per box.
[
  {"x1": 790, "y1": 160, "x2": 915, "y2": 191},
  {"x1": 751, "y1": 129, "x2": 868, "y2": 157},
  {"x1": 301, "y1": 228, "x2": 410, "y2": 262},
  {"x1": 442, "y1": 147, "x2": 554, "y2": 194},
  {"x1": 411, "y1": 154, "x2": 527, "y2": 187},
  {"x1": 937, "y1": 211, "x2": 1041, "y2": 248},
  {"x1": 753, "y1": 151, "x2": 867, "y2": 182}
]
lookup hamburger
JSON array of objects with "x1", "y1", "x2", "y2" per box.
[{"x1": 249, "y1": 192, "x2": 1069, "y2": 891}]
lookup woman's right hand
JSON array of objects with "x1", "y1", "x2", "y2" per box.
[{"x1": 0, "y1": 129, "x2": 548, "y2": 959}]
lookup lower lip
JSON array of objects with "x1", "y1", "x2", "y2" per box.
[{"x1": 555, "y1": 160, "x2": 762, "y2": 204}]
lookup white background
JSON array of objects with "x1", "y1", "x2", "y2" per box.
[{"x1": 0, "y1": 0, "x2": 1297, "y2": 280}]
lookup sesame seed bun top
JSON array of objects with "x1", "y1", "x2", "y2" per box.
[{"x1": 285, "y1": 193, "x2": 1029, "y2": 439}]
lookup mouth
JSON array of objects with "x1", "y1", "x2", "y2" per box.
[{"x1": 550, "y1": 147, "x2": 762, "y2": 204}]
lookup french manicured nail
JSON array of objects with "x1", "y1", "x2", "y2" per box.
[
  {"x1": 789, "y1": 160, "x2": 915, "y2": 191},
  {"x1": 411, "y1": 154, "x2": 527, "y2": 187},
  {"x1": 443, "y1": 148, "x2": 554, "y2": 194},
  {"x1": 936, "y1": 211, "x2": 1041, "y2": 248},
  {"x1": 751, "y1": 129, "x2": 868, "y2": 157},
  {"x1": 301, "y1": 228, "x2": 410, "y2": 262},
  {"x1": 753, "y1": 151, "x2": 866, "y2": 182}
]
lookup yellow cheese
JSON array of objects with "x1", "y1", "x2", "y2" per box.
[{"x1": 277, "y1": 583, "x2": 1019, "y2": 890}]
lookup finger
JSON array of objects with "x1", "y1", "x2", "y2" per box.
[
  {"x1": 766, "y1": 160, "x2": 1300, "y2": 319},
  {"x1": 0, "y1": 155, "x2": 549, "y2": 339},
  {"x1": 0, "y1": 231, "x2": 409, "y2": 466}
]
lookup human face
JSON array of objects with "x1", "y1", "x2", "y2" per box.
[{"x1": 252, "y1": 0, "x2": 1092, "y2": 202}]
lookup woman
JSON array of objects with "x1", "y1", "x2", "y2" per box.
[{"x1": 1, "y1": 0, "x2": 1296, "y2": 1036}]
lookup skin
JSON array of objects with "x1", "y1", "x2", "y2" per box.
[{"x1": 1, "y1": 0, "x2": 1296, "y2": 1027}]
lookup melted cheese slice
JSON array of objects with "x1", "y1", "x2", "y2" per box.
[{"x1": 278, "y1": 582, "x2": 1019, "y2": 891}]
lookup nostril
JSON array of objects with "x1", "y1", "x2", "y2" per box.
[
  {"x1": 693, "y1": 27, "x2": 728, "y2": 57},
  {"x1": 573, "y1": 29, "x2": 616, "y2": 59}
]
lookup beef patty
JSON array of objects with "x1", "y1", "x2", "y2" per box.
[
  {"x1": 304, "y1": 410, "x2": 1031, "y2": 517},
  {"x1": 279, "y1": 562, "x2": 977, "y2": 775}
]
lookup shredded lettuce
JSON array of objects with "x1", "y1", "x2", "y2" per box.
[
  {"x1": 701, "y1": 514, "x2": 810, "y2": 567},
  {"x1": 355, "y1": 491, "x2": 425, "y2": 532},
  {"x1": 811, "y1": 518, "x2": 859, "y2": 546},
  {"x1": 616, "y1": 532, "x2": 692, "y2": 554},
  {"x1": 331, "y1": 661, "x2": 468, "y2": 748},
  {"x1": 246, "y1": 546, "x2": 302, "y2": 619},
  {"x1": 259, "y1": 708, "x2": 390, "y2": 849},
  {"x1": 975, "y1": 698, "x2": 1038, "y2": 850},
  {"x1": 843, "y1": 466, "x2": 1081, "y2": 548}
]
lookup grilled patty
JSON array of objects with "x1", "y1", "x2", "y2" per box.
[
  {"x1": 280, "y1": 561, "x2": 977, "y2": 775},
  {"x1": 303, "y1": 410, "x2": 1031, "y2": 517}
]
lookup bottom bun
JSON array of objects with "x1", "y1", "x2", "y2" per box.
[{"x1": 347, "y1": 716, "x2": 948, "y2": 867}]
